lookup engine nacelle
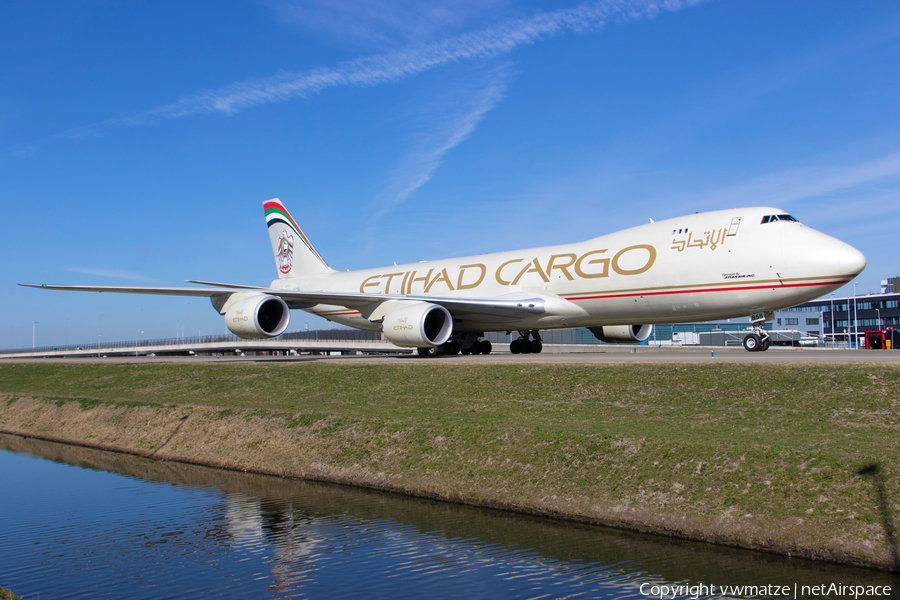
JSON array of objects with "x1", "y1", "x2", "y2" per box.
[
  {"x1": 381, "y1": 301, "x2": 452, "y2": 347},
  {"x1": 223, "y1": 294, "x2": 290, "y2": 339},
  {"x1": 589, "y1": 324, "x2": 653, "y2": 343}
]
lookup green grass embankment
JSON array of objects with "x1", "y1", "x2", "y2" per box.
[{"x1": 1, "y1": 362, "x2": 898, "y2": 570}]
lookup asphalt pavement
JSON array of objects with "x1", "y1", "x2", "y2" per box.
[{"x1": 5, "y1": 348, "x2": 899, "y2": 365}]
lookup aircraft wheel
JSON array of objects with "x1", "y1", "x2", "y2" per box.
[
  {"x1": 448, "y1": 341, "x2": 461, "y2": 355},
  {"x1": 760, "y1": 338, "x2": 771, "y2": 352},
  {"x1": 510, "y1": 339, "x2": 521, "y2": 354},
  {"x1": 427, "y1": 345, "x2": 443, "y2": 357},
  {"x1": 417, "y1": 347, "x2": 429, "y2": 357},
  {"x1": 519, "y1": 339, "x2": 532, "y2": 354},
  {"x1": 460, "y1": 345, "x2": 471, "y2": 355},
  {"x1": 530, "y1": 340, "x2": 542, "y2": 354},
  {"x1": 470, "y1": 341, "x2": 482, "y2": 355},
  {"x1": 743, "y1": 334, "x2": 761, "y2": 352},
  {"x1": 481, "y1": 340, "x2": 492, "y2": 355}
]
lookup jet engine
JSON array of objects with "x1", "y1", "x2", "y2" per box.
[
  {"x1": 381, "y1": 301, "x2": 452, "y2": 347},
  {"x1": 589, "y1": 324, "x2": 653, "y2": 343},
  {"x1": 223, "y1": 294, "x2": 290, "y2": 339}
]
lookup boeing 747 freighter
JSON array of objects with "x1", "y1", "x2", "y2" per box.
[{"x1": 22, "y1": 199, "x2": 866, "y2": 355}]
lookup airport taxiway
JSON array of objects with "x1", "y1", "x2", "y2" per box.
[{"x1": 4, "y1": 348, "x2": 899, "y2": 365}]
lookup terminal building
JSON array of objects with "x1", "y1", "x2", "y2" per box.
[
  {"x1": 780, "y1": 275, "x2": 899, "y2": 348},
  {"x1": 481, "y1": 307, "x2": 826, "y2": 349},
  {"x1": 629, "y1": 275, "x2": 899, "y2": 349},
  {"x1": 641, "y1": 275, "x2": 899, "y2": 349}
]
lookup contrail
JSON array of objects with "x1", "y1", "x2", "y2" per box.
[
  {"x1": 149, "y1": 0, "x2": 701, "y2": 119},
  {"x1": 366, "y1": 77, "x2": 508, "y2": 238},
  {"x1": 51, "y1": 0, "x2": 702, "y2": 138}
]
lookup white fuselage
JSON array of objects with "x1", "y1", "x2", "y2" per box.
[{"x1": 272, "y1": 207, "x2": 865, "y2": 333}]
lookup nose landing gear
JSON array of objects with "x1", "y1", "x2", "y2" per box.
[{"x1": 743, "y1": 327, "x2": 771, "y2": 352}]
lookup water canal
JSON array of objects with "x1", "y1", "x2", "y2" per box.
[{"x1": 1, "y1": 433, "x2": 896, "y2": 599}]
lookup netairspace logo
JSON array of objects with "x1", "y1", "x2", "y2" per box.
[{"x1": 638, "y1": 582, "x2": 893, "y2": 599}]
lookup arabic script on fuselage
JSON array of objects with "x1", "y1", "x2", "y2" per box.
[{"x1": 670, "y1": 227, "x2": 728, "y2": 253}]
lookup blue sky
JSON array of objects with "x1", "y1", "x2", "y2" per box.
[{"x1": 2, "y1": 0, "x2": 900, "y2": 349}]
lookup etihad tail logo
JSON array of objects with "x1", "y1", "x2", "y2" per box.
[
  {"x1": 277, "y1": 230, "x2": 294, "y2": 274},
  {"x1": 264, "y1": 199, "x2": 327, "y2": 266}
]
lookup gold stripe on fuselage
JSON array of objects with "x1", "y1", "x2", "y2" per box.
[{"x1": 561, "y1": 274, "x2": 848, "y2": 300}]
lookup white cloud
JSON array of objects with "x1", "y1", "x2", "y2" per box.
[{"x1": 687, "y1": 152, "x2": 900, "y2": 210}]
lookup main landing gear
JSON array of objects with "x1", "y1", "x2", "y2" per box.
[
  {"x1": 415, "y1": 329, "x2": 546, "y2": 357},
  {"x1": 742, "y1": 327, "x2": 771, "y2": 352},
  {"x1": 417, "y1": 334, "x2": 492, "y2": 357},
  {"x1": 509, "y1": 331, "x2": 543, "y2": 354}
]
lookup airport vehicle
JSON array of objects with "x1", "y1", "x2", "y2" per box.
[{"x1": 22, "y1": 199, "x2": 866, "y2": 354}]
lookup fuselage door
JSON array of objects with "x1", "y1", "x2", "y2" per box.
[{"x1": 727, "y1": 217, "x2": 741, "y2": 237}]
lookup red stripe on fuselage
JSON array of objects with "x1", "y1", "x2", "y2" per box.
[{"x1": 564, "y1": 279, "x2": 851, "y2": 302}]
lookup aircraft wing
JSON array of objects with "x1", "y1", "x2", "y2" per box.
[
  {"x1": 18, "y1": 283, "x2": 546, "y2": 320},
  {"x1": 185, "y1": 280, "x2": 270, "y2": 290},
  {"x1": 18, "y1": 283, "x2": 240, "y2": 297}
]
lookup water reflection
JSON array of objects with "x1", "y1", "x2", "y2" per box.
[{"x1": 1, "y1": 433, "x2": 896, "y2": 599}]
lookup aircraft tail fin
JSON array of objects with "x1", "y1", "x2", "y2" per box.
[{"x1": 263, "y1": 198, "x2": 333, "y2": 278}]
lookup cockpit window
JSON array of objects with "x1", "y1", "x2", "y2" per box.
[{"x1": 761, "y1": 214, "x2": 799, "y2": 224}]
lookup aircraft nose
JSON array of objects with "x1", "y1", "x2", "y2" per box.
[{"x1": 838, "y1": 243, "x2": 866, "y2": 276}]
